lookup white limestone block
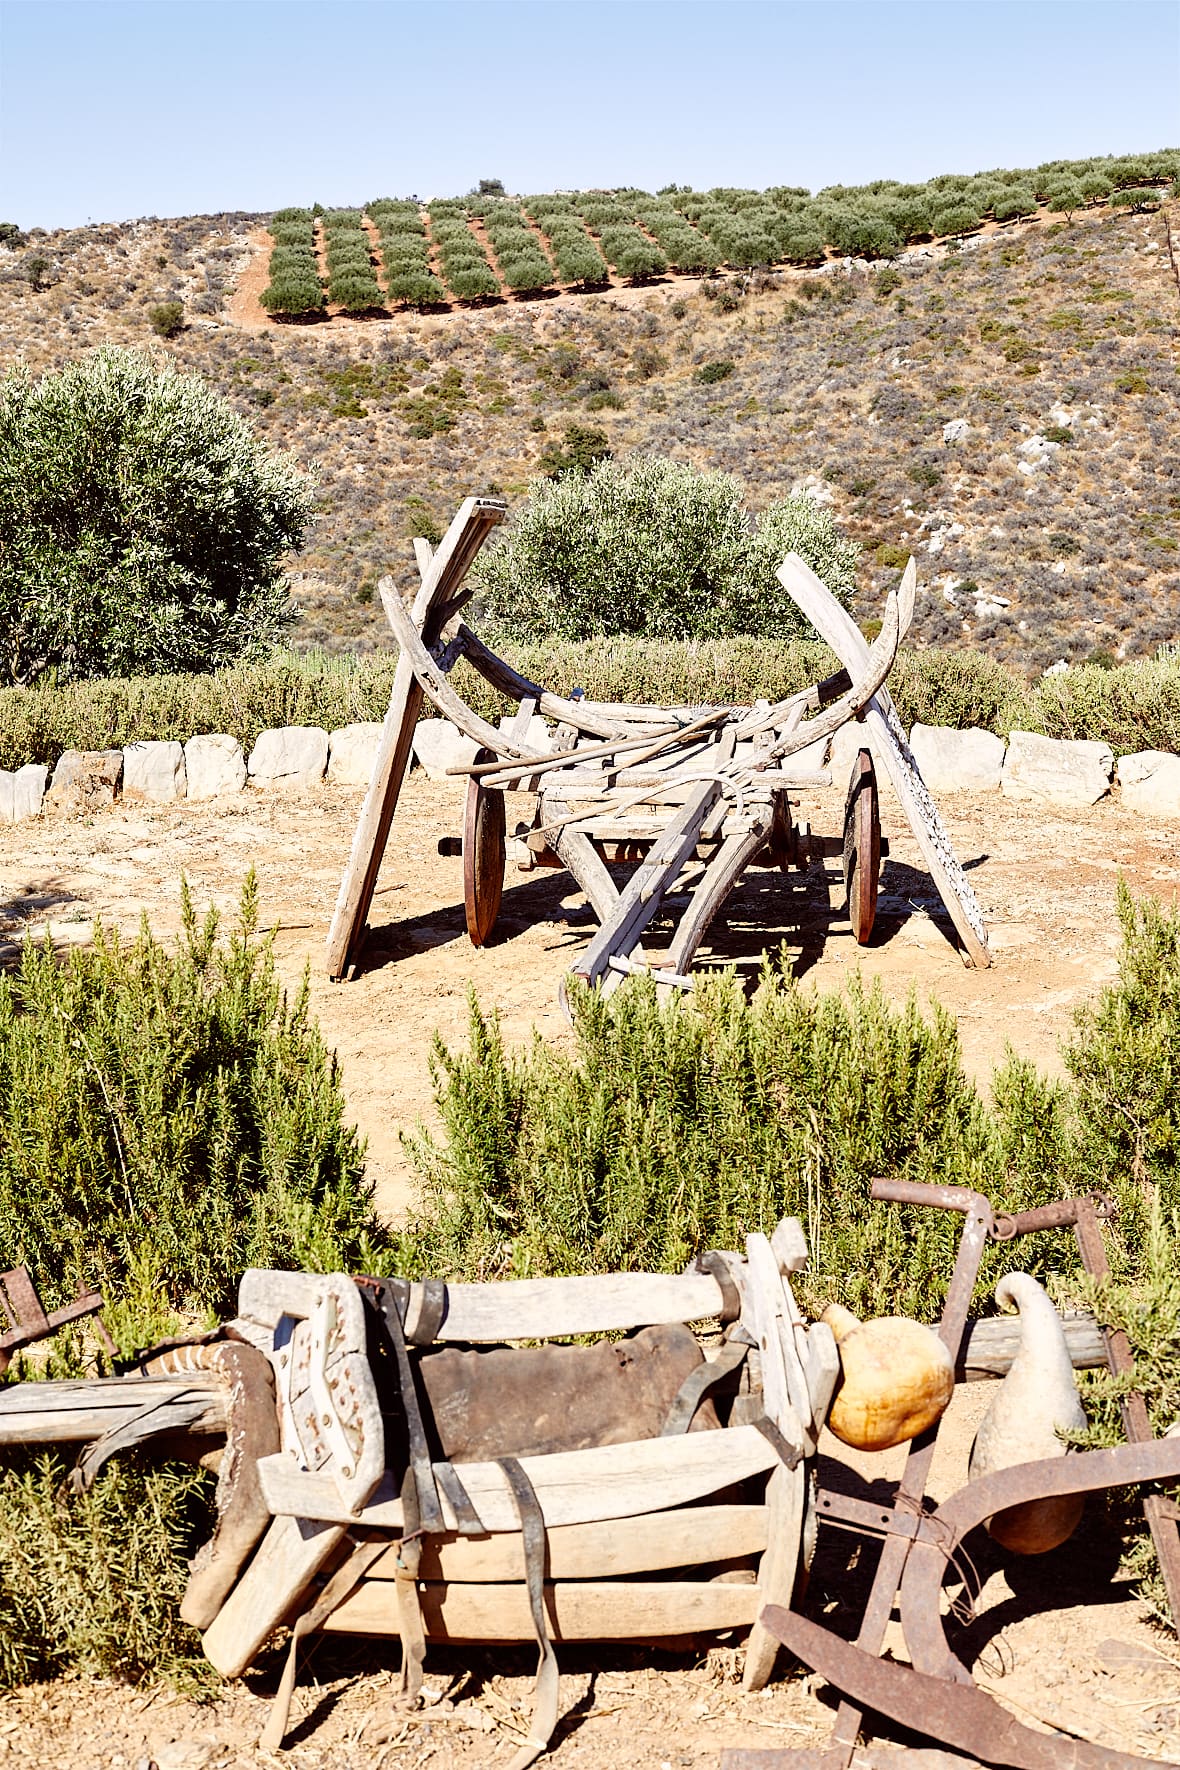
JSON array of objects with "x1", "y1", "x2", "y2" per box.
[
  {"x1": 412, "y1": 718, "x2": 480, "y2": 782},
  {"x1": 1001, "y1": 731, "x2": 1113, "y2": 807},
  {"x1": 122, "y1": 740, "x2": 186, "y2": 802},
  {"x1": 327, "y1": 722, "x2": 385, "y2": 787},
  {"x1": 184, "y1": 734, "x2": 247, "y2": 800},
  {"x1": 0, "y1": 764, "x2": 48, "y2": 822},
  {"x1": 909, "y1": 724, "x2": 1006, "y2": 793},
  {"x1": 1117, "y1": 749, "x2": 1180, "y2": 817},
  {"x1": 247, "y1": 726, "x2": 328, "y2": 787}
]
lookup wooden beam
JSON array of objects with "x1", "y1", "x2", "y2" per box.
[
  {"x1": 324, "y1": 498, "x2": 506, "y2": 980},
  {"x1": 323, "y1": 1576, "x2": 761, "y2": 1641},
  {"x1": 0, "y1": 1375, "x2": 227, "y2": 1445},
  {"x1": 776, "y1": 552, "x2": 989, "y2": 968},
  {"x1": 257, "y1": 1423, "x2": 781, "y2": 1533},
  {"x1": 367, "y1": 1503, "x2": 769, "y2": 1583}
]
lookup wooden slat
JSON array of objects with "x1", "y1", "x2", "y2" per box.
[
  {"x1": 575, "y1": 779, "x2": 722, "y2": 990},
  {"x1": 257, "y1": 1424, "x2": 780, "y2": 1533},
  {"x1": 0, "y1": 1375, "x2": 226, "y2": 1445},
  {"x1": 960, "y1": 1310, "x2": 1107, "y2": 1378},
  {"x1": 239, "y1": 1266, "x2": 725, "y2": 1341},
  {"x1": 324, "y1": 498, "x2": 506, "y2": 980},
  {"x1": 365, "y1": 1503, "x2": 769, "y2": 1583},
  {"x1": 776, "y1": 551, "x2": 989, "y2": 968},
  {"x1": 323, "y1": 1577, "x2": 761, "y2": 1641},
  {"x1": 201, "y1": 1513, "x2": 347, "y2": 1678}
]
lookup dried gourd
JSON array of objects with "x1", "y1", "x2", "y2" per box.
[
  {"x1": 821, "y1": 1303, "x2": 955, "y2": 1451},
  {"x1": 968, "y1": 1271, "x2": 1086, "y2": 1554}
]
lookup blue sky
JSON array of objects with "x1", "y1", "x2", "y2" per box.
[{"x1": 1, "y1": 0, "x2": 1177, "y2": 229}]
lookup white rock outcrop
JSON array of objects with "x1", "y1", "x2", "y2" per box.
[
  {"x1": 412, "y1": 718, "x2": 480, "y2": 782},
  {"x1": 327, "y1": 722, "x2": 384, "y2": 787},
  {"x1": 248, "y1": 726, "x2": 329, "y2": 787},
  {"x1": 942, "y1": 418, "x2": 970, "y2": 444},
  {"x1": 910, "y1": 725, "x2": 1006, "y2": 793},
  {"x1": 184, "y1": 734, "x2": 247, "y2": 800},
  {"x1": 1001, "y1": 731, "x2": 1113, "y2": 806},
  {"x1": 122, "y1": 740, "x2": 186, "y2": 803},
  {"x1": 1117, "y1": 750, "x2": 1180, "y2": 817},
  {"x1": 0, "y1": 764, "x2": 49, "y2": 823}
]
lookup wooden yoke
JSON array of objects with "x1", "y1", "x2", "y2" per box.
[{"x1": 324, "y1": 497, "x2": 507, "y2": 980}]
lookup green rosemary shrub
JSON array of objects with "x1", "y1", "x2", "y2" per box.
[{"x1": 0, "y1": 873, "x2": 385, "y2": 1338}]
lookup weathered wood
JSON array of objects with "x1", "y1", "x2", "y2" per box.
[
  {"x1": 742, "y1": 1234, "x2": 809, "y2": 1692},
  {"x1": 257, "y1": 1423, "x2": 781, "y2": 1533},
  {"x1": 451, "y1": 707, "x2": 730, "y2": 789},
  {"x1": 575, "y1": 780, "x2": 723, "y2": 989},
  {"x1": 323, "y1": 1576, "x2": 762, "y2": 1641},
  {"x1": 0, "y1": 1375, "x2": 227, "y2": 1445},
  {"x1": 239, "y1": 1266, "x2": 726, "y2": 1341},
  {"x1": 201, "y1": 1512, "x2": 347, "y2": 1678},
  {"x1": 657, "y1": 818, "x2": 773, "y2": 997},
  {"x1": 959, "y1": 1310, "x2": 1107, "y2": 1378},
  {"x1": 776, "y1": 552, "x2": 989, "y2": 968},
  {"x1": 455, "y1": 623, "x2": 629, "y2": 741},
  {"x1": 364, "y1": 1503, "x2": 769, "y2": 1584},
  {"x1": 324, "y1": 497, "x2": 506, "y2": 980}
]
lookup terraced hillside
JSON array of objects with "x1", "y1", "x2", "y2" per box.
[{"x1": 1, "y1": 174, "x2": 1177, "y2": 672}]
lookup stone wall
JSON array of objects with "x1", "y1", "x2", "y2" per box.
[{"x1": 2, "y1": 717, "x2": 1178, "y2": 823}]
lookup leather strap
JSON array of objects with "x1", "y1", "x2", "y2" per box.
[
  {"x1": 258, "y1": 1533, "x2": 387, "y2": 1752},
  {"x1": 694, "y1": 1250, "x2": 741, "y2": 1323},
  {"x1": 752, "y1": 1413, "x2": 803, "y2": 1470},
  {"x1": 435, "y1": 1459, "x2": 486, "y2": 1536},
  {"x1": 498, "y1": 1457, "x2": 560, "y2": 1770},
  {"x1": 363, "y1": 1278, "x2": 444, "y2": 1535},
  {"x1": 660, "y1": 1336, "x2": 749, "y2": 1436}
]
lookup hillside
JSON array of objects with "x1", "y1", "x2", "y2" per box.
[{"x1": 1, "y1": 184, "x2": 1178, "y2": 673}]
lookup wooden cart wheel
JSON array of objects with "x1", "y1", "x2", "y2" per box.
[
  {"x1": 463, "y1": 748, "x2": 506, "y2": 947},
  {"x1": 842, "y1": 747, "x2": 880, "y2": 945}
]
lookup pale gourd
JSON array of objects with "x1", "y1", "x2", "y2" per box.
[
  {"x1": 820, "y1": 1304, "x2": 955, "y2": 1451},
  {"x1": 969, "y1": 1271, "x2": 1087, "y2": 1554}
]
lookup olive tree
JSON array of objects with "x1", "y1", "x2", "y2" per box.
[
  {"x1": 0, "y1": 348, "x2": 312, "y2": 686},
  {"x1": 472, "y1": 455, "x2": 859, "y2": 642}
]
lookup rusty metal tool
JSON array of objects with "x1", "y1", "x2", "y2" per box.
[
  {"x1": 0, "y1": 1266, "x2": 113, "y2": 1376},
  {"x1": 719, "y1": 1181, "x2": 1180, "y2": 1770}
]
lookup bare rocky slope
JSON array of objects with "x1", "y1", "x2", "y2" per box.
[{"x1": 1, "y1": 201, "x2": 1177, "y2": 673}]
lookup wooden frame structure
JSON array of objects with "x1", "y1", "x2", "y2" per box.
[
  {"x1": 326, "y1": 496, "x2": 989, "y2": 989},
  {"x1": 198, "y1": 1221, "x2": 836, "y2": 1731}
]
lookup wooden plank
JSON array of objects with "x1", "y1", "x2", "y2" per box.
[
  {"x1": 776, "y1": 552, "x2": 989, "y2": 968},
  {"x1": 323, "y1": 1577, "x2": 761, "y2": 1641},
  {"x1": 0, "y1": 1375, "x2": 226, "y2": 1445},
  {"x1": 365, "y1": 1503, "x2": 769, "y2": 1583},
  {"x1": 742, "y1": 1234, "x2": 808, "y2": 1693},
  {"x1": 960, "y1": 1310, "x2": 1107, "y2": 1378},
  {"x1": 238, "y1": 1266, "x2": 726, "y2": 1340},
  {"x1": 455, "y1": 623, "x2": 630, "y2": 741},
  {"x1": 257, "y1": 1423, "x2": 780, "y2": 1533},
  {"x1": 657, "y1": 819, "x2": 773, "y2": 996},
  {"x1": 201, "y1": 1513, "x2": 347, "y2": 1677},
  {"x1": 324, "y1": 497, "x2": 506, "y2": 980},
  {"x1": 575, "y1": 780, "x2": 722, "y2": 989}
]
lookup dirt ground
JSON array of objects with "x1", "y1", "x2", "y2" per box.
[
  {"x1": 1, "y1": 775, "x2": 1178, "y2": 1766},
  {"x1": 3, "y1": 772, "x2": 1177, "y2": 1219}
]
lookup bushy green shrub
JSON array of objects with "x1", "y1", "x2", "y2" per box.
[
  {"x1": 398, "y1": 969, "x2": 1002, "y2": 1318},
  {"x1": 472, "y1": 456, "x2": 859, "y2": 642},
  {"x1": 147, "y1": 300, "x2": 184, "y2": 339},
  {"x1": 0, "y1": 349, "x2": 311, "y2": 687},
  {"x1": 0, "y1": 876, "x2": 383, "y2": 1331}
]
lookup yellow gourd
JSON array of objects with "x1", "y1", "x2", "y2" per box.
[{"x1": 821, "y1": 1303, "x2": 955, "y2": 1451}]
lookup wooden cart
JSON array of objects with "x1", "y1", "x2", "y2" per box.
[
  {"x1": 325, "y1": 497, "x2": 988, "y2": 991},
  {"x1": 196, "y1": 1221, "x2": 837, "y2": 1757}
]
